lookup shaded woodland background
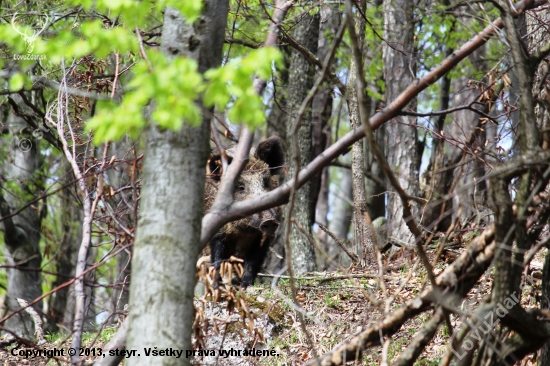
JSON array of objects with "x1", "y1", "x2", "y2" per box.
[{"x1": 0, "y1": 0, "x2": 550, "y2": 365}]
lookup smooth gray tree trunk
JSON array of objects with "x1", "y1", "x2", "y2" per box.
[{"x1": 126, "y1": 3, "x2": 228, "y2": 365}]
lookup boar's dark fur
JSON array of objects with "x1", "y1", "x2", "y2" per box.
[{"x1": 204, "y1": 136, "x2": 285, "y2": 288}]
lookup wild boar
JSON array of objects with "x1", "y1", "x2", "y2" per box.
[{"x1": 204, "y1": 136, "x2": 284, "y2": 288}]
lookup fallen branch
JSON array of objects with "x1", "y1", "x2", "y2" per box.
[
  {"x1": 304, "y1": 225, "x2": 496, "y2": 365},
  {"x1": 318, "y1": 223, "x2": 360, "y2": 264},
  {"x1": 392, "y1": 306, "x2": 445, "y2": 366}
]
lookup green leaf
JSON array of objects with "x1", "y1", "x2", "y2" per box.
[
  {"x1": 203, "y1": 48, "x2": 281, "y2": 127},
  {"x1": 9, "y1": 73, "x2": 25, "y2": 91}
]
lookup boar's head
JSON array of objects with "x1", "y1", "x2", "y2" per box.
[{"x1": 204, "y1": 136, "x2": 285, "y2": 288}]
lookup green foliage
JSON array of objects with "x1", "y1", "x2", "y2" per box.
[
  {"x1": 204, "y1": 47, "x2": 283, "y2": 128},
  {"x1": 8, "y1": 73, "x2": 25, "y2": 91},
  {"x1": 87, "y1": 47, "x2": 281, "y2": 143},
  {"x1": 52, "y1": 21, "x2": 138, "y2": 60},
  {"x1": 87, "y1": 50, "x2": 203, "y2": 142},
  {"x1": 0, "y1": 0, "x2": 282, "y2": 144}
]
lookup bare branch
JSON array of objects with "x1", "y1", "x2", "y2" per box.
[
  {"x1": 224, "y1": 37, "x2": 262, "y2": 49},
  {"x1": 392, "y1": 307, "x2": 445, "y2": 366},
  {"x1": 318, "y1": 223, "x2": 360, "y2": 263}
]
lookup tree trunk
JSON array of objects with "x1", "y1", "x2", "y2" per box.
[
  {"x1": 382, "y1": 0, "x2": 419, "y2": 246},
  {"x1": 348, "y1": 0, "x2": 375, "y2": 266},
  {"x1": 106, "y1": 139, "x2": 135, "y2": 324},
  {"x1": 285, "y1": 11, "x2": 320, "y2": 274},
  {"x1": 312, "y1": 6, "x2": 341, "y2": 268},
  {"x1": 46, "y1": 163, "x2": 81, "y2": 333},
  {"x1": 531, "y1": 7, "x2": 550, "y2": 364},
  {"x1": 365, "y1": 131, "x2": 386, "y2": 221},
  {"x1": 125, "y1": 3, "x2": 228, "y2": 365},
  {"x1": 266, "y1": 45, "x2": 290, "y2": 142},
  {"x1": 449, "y1": 46, "x2": 489, "y2": 226},
  {"x1": 363, "y1": 3, "x2": 385, "y2": 222},
  {"x1": 0, "y1": 99, "x2": 44, "y2": 339}
]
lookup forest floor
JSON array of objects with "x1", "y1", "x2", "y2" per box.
[
  {"x1": 192, "y1": 246, "x2": 544, "y2": 366},
  {"x1": 0, "y1": 246, "x2": 545, "y2": 366}
]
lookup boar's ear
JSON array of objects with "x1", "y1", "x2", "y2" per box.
[{"x1": 255, "y1": 136, "x2": 285, "y2": 174}]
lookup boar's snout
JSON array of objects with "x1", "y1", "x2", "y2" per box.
[{"x1": 260, "y1": 218, "x2": 279, "y2": 236}]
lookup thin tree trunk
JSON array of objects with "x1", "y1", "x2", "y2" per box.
[
  {"x1": 285, "y1": 11, "x2": 320, "y2": 274},
  {"x1": 363, "y1": 3, "x2": 385, "y2": 222},
  {"x1": 125, "y1": 3, "x2": 228, "y2": 365},
  {"x1": 312, "y1": 6, "x2": 341, "y2": 267},
  {"x1": 449, "y1": 46, "x2": 489, "y2": 224},
  {"x1": 106, "y1": 140, "x2": 135, "y2": 324},
  {"x1": 47, "y1": 164, "x2": 81, "y2": 333},
  {"x1": 348, "y1": 0, "x2": 375, "y2": 266}
]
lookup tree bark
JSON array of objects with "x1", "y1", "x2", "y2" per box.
[
  {"x1": 125, "y1": 3, "x2": 228, "y2": 365},
  {"x1": 266, "y1": 45, "x2": 290, "y2": 142},
  {"x1": 383, "y1": 0, "x2": 419, "y2": 246},
  {"x1": 312, "y1": 6, "x2": 341, "y2": 268},
  {"x1": 311, "y1": 6, "x2": 340, "y2": 222},
  {"x1": 106, "y1": 139, "x2": 135, "y2": 324},
  {"x1": 0, "y1": 98, "x2": 44, "y2": 339},
  {"x1": 363, "y1": 4, "x2": 386, "y2": 222},
  {"x1": 285, "y1": 11, "x2": 320, "y2": 274},
  {"x1": 348, "y1": 0, "x2": 375, "y2": 266}
]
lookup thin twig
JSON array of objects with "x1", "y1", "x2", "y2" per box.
[
  {"x1": 110, "y1": 52, "x2": 120, "y2": 99},
  {"x1": 317, "y1": 223, "x2": 359, "y2": 263}
]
